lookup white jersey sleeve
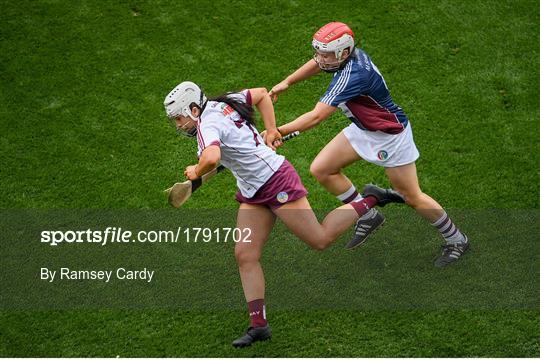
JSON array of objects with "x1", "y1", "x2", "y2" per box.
[
  {"x1": 197, "y1": 114, "x2": 223, "y2": 156},
  {"x1": 226, "y1": 89, "x2": 252, "y2": 106}
]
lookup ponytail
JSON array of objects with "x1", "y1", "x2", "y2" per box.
[{"x1": 210, "y1": 93, "x2": 255, "y2": 126}]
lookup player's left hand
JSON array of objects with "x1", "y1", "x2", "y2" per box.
[
  {"x1": 184, "y1": 165, "x2": 199, "y2": 180},
  {"x1": 262, "y1": 129, "x2": 282, "y2": 151},
  {"x1": 269, "y1": 81, "x2": 289, "y2": 103}
]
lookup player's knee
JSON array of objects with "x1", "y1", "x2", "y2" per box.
[
  {"x1": 235, "y1": 247, "x2": 260, "y2": 266},
  {"x1": 314, "y1": 242, "x2": 330, "y2": 251},
  {"x1": 310, "y1": 162, "x2": 329, "y2": 182},
  {"x1": 308, "y1": 238, "x2": 331, "y2": 251}
]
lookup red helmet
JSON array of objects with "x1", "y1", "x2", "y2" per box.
[{"x1": 312, "y1": 22, "x2": 355, "y2": 71}]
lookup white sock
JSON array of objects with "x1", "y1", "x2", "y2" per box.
[{"x1": 336, "y1": 185, "x2": 362, "y2": 204}]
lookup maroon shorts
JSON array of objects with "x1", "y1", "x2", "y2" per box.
[{"x1": 235, "y1": 160, "x2": 308, "y2": 209}]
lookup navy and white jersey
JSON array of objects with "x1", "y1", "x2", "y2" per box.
[
  {"x1": 319, "y1": 48, "x2": 408, "y2": 134},
  {"x1": 197, "y1": 90, "x2": 285, "y2": 198}
]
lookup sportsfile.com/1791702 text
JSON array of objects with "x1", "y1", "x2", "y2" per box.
[{"x1": 39, "y1": 227, "x2": 252, "y2": 246}]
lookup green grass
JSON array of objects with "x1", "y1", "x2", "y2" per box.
[
  {"x1": 2, "y1": 310, "x2": 538, "y2": 357},
  {"x1": 1, "y1": 0, "x2": 538, "y2": 357}
]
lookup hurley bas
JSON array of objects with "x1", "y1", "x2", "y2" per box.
[{"x1": 41, "y1": 267, "x2": 154, "y2": 283}]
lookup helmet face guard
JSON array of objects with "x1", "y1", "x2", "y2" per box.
[
  {"x1": 166, "y1": 109, "x2": 198, "y2": 137},
  {"x1": 313, "y1": 51, "x2": 343, "y2": 72},
  {"x1": 178, "y1": 125, "x2": 198, "y2": 138},
  {"x1": 312, "y1": 22, "x2": 355, "y2": 72},
  {"x1": 167, "y1": 116, "x2": 197, "y2": 137}
]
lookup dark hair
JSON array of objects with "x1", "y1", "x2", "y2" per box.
[{"x1": 210, "y1": 93, "x2": 255, "y2": 126}]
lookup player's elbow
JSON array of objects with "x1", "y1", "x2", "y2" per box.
[
  {"x1": 310, "y1": 110, "x2": 326, "y2": 126},
  {"x1": 310, "y1": 103, "x2": 335, "y2": 126},
  {"x1": 206, "y1": 157, "x2": 219, "y2": 168},
  {"x1": 205, "y1": 154, "x2": 220, "y2": 167},
  {"x1": 201, "y1": 146, "x2": 221, "y2": 167}
]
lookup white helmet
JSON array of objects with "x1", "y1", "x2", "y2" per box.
[
  {"x1": 312, "y1": 22, "x2": 355, "y2": 71},
  {"x1": 163, "y1": 81, "x2": 207, "y2": 121}
]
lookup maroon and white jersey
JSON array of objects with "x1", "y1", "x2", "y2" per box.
[{"x1": 196, "y1": 90, "x2": 285, "y2": 198}]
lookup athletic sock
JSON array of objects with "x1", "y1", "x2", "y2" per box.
[
  {"x1": 431, "y1": 212, "x2": 466, "y2": 244},
  {"x1": 350, "y1": 196, "x2": 378, "y2": 217},
  {"x1": 337, "y1": 185, "x2": 362, "y2": 204},
  {"x1": 247, "y1": 299, "x2": 267, "y2": 327}
]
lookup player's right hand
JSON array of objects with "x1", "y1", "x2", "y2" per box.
[
  {"x1": 184, "y1": 165, "x2": 199, "y2": 180},
  {"x1": 269, "y1": 81, "x2": 289, "y2": 103},
  {"x1": 264, "y1": 129, "x2": 282, "y2": 151},
  {"x1": 260, "y1": 130, "x2": 282, "y2": 151}
]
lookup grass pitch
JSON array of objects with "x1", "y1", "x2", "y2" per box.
[{"x1": 1, "y1": 0, "x2": 538, "y2": 357}]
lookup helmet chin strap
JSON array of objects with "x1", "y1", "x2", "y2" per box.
[
  {"x1": 185, "y1": 127, "x2": 197, "y2": 137},
  {"x1": 176, "y1": 121, "x2": 198, "y2": 138}
]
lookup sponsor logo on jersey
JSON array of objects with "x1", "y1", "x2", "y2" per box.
[
  {"x1": 377, "y1": 150, "x2": 389, "y2": 161},
  {"x1": 221, "y1": 103, "x2": 234, "y2": 116},
  {"x1": 276, "y1": 191, "x2": 289, "y2": 203}
]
